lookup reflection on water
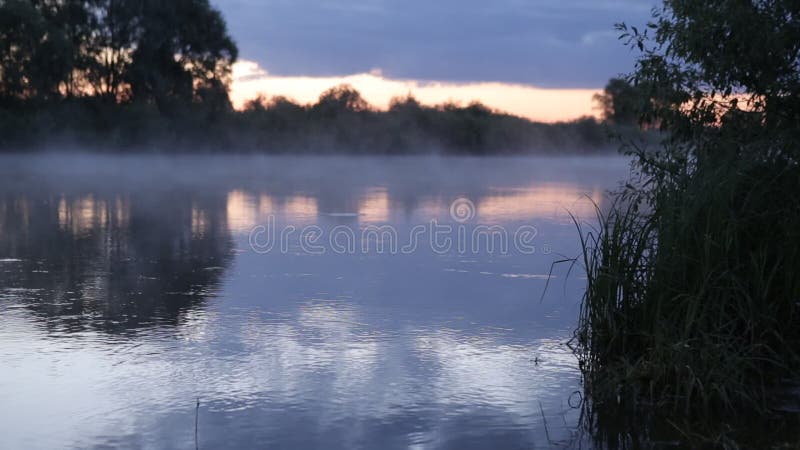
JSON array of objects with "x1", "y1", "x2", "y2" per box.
[
  {"x1": 476, "y1": 186, "x2": 603, "y2": 224},
  {"x1": 0, "y1": 155, "x2": 628, "y2": 449},
  {"x1": 224, "y1": 182, "x2": 602, "y2": 231},
  {"x1": 0, "y1": 188, "x2": 232, "y2": 334}
]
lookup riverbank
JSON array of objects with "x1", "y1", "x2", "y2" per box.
[
  {"x1": 0, "y1": 89, "x2": 652, "y2": 155},
  {"x1": 571, "y1": 1, "x2": 800, "y2": 447}
]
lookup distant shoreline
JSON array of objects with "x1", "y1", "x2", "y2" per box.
[{"x1": 0, "y1": 91, "x2": 649, "y2": 155}]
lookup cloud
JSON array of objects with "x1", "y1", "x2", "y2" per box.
[
  {"x1": 231, "y1": 60, "x2": 601, "y2": 122},
  {"x1": 213, "y1": 0, "x2": 657, "y2": 88},
  {"x1": 580, "y1": 29, "x2": 621, "y2": 46}
]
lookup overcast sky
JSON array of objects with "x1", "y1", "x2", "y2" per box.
[{"x1": 213, "y1": 0, "x2": 657, "y2": 89}]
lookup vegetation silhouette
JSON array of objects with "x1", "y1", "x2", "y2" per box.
[
  {"x1": 0, "y1": 1, "x2": 646, "y2": 153},
  {"x1": 572, "y1": 0, "x2": 800, "y2": 446},
  {"x1": 593, "y1": 78, "x2": 647, "y2": 127},
  {"x1": 0, "y1": 0, "x2": 237, "y2": 107}
]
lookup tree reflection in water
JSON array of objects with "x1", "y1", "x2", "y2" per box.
[{"x1": 0, "y1": 190, "x2": 233, "y2": 334}]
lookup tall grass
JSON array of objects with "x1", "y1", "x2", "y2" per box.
[{"x1": 573, "y1": 149, "x2": 800, "y2": 444}]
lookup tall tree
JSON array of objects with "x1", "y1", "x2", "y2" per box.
[
  {"x1": 127, "y1": 0, "x2": 238, "y2": 111},
  {"x1": 593, "y1": 77, "x2": 644, "y2": 125},
  {"x1": 311, "y1": 84, "x2": 370, "y2": 119},
  {"x1": 0, "y1": 0, "x2": 238, "y2": 109},
  {"x1": 627, "y1": 0, "x2": 800, "y2": 158},
  {"x1": 83, "y1": 0, "x2": 140, "y2": 102},
  {"x1": 0, "y1": 0, "x2": 73, "y2": 102}
]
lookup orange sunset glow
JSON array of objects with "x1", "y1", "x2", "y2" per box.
[
  {"x1": 231, "y1": 61, "x2": 602, "y2": 123},
  {"x1": 219, "y1": 183, "x2": 604, "y2": 235}
]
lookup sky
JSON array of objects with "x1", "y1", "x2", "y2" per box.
[{"x1": 213, "y1": 0, "x2": 658, "y2": 122}]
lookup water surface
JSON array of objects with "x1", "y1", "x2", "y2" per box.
[{"x1": 0, "y1": 154, "x2": 629, "y2": 449}]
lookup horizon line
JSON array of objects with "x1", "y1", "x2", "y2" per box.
[{"x1": 230, "y1": 60, "x2": 604, "y2": 123}]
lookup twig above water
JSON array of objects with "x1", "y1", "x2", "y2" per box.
[{"x1": 195, "y1": 397, "x2": 200, "y2": 450}]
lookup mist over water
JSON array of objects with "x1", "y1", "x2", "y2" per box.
[{"x1": 0, "y1": 154, "x2": 629, "y2": 449}]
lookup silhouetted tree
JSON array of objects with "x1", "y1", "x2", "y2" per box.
[
  {"x1": 82, "y1": 0, "x2": 141, "y2": 102},
  {"x1": 388, "y1": 94, "x2": 422, "y2": 114},
  {"x1": 0, "y1": 0, "x2": 631, "y2": 153},
  {"x1": 0, "y1": 0, "x2": 72, "y2": 102},
  {"x1": 0, "y1": 0, "x2": 237, "y2": 110},
  {"x1": 593, "y1": 77, "x2": 644, "y2": 125},
  {"x1": 576, "y1": 2, "x2": 800, "y2": 442},
  {"x1": 630, "y1": 0, "x2": 800, "y2": 157},
  {"x1": 311, "y1": 84, "x2": 370, "y2": 119},
  {"x1": 126, "y1": 0, "x2": 237, "y2": 112}
]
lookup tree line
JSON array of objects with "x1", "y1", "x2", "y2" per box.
[
  {"x1": 0, "y1": 0, "x2": 237, "y2": 110},
  {"x1": 0, "y1": 0, "x2": 646, "y2": 153}
]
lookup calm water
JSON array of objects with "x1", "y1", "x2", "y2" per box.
[{"x1": 0, "y1": 154, "x2": 629, "y2": 449}]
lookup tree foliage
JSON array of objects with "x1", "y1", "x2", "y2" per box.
[
  {"x1": 593, "y1": 77, "x2": 645, "y2": 125},
  {"x1": 576, "y1": 1, "x2": 800, "y2": 444},
  {"x1": 0, "y1": 2, "x2": 637, "y2": 153},
  {"x1": 0, "y1": 0, "x2": 238, "y2": 110},
  {"x1": 622, "y1": 0, "x2": 800, "y2": 161},
  {"x1": 0, "y1": 0, "x2": 72, "y2": 102},
  {"x1": 234, "y1": 87, "x2": 616, "y2": 154}
]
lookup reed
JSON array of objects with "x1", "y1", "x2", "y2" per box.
[{"x1": 571, "y1": 149, "x2": 800, "y2": 444}]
